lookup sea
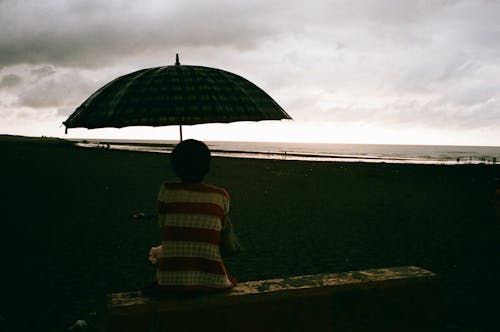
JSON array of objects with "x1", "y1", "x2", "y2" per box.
[{"x1": 72, "y1": 139, "x2": 500, "y2": 165}]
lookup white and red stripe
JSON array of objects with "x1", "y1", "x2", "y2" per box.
[{"x1": 156, "y1": 182, "x2": 235, "y2": 291}]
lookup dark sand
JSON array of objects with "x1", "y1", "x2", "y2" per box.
[{"x1": 1, "y1": 135, "x2": 499, "y2": 331}]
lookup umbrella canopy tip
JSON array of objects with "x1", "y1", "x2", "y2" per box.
[{"x1": 175, "y1": 53, "x2": 180, "y2": 66}]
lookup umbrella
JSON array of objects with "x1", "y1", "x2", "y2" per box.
[{"x1": 63, "y1": 54, "x2": 291, "y2": 140}]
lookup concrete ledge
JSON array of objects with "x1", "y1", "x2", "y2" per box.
[{"x1": 108, "y1": 266, "x2": 440, "y2": 332}]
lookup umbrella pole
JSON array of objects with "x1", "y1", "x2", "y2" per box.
[{"x1": 179, "y1": 124, "x2": 183, "y2": 141}]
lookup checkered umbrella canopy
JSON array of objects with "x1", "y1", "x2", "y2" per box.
[{"x1": 63, "y1": 57, "x2": 291, "y2": 135}]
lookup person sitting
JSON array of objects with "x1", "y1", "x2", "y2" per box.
[{"x1": 143, "y1": 139, "x2": 239, "y2": 295}]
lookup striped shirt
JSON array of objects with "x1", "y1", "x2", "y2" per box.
[{"x1": 156, "y1": 182, "x2": 235, "y2": 292}]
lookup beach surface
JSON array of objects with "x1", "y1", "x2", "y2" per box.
[{"x1": 1, "y1": 135, "x2": 499, "y2": 331}]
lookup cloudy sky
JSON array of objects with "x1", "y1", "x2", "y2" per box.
[{"x1": 1, "y1": 0, "x2": 499, "y2": 145}]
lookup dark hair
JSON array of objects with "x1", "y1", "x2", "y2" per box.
[{"x1": 171, "y1": 139, "x2": 211, "y2": 183}]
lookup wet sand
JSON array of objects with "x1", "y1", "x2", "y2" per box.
[{"x1": 1, "y1": 135, "x2": 499, "y2": 331}]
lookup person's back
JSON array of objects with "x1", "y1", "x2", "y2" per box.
[{"x1": 144, "y1": 139, "x2": 236, "y2": 294}]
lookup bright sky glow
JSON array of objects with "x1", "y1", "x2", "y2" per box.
[{"x1": 1, "y1": 0, "x2": 499, "y2": 146}]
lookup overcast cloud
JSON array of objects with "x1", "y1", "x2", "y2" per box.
[{"x1": 1, "y1": 0, "x2": 499, "y2": 144}]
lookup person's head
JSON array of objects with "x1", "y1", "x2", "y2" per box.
[{"x1": 171, "y1": 139, "x2": 211, "y2": 183}]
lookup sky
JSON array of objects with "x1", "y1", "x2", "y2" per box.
[{"x1": 1, "y1": 0, "x2": 499, "y2": 146}]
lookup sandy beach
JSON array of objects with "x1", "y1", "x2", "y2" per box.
[{"x1": 1, "y1": 135, "x2": 499, "y2": 331}]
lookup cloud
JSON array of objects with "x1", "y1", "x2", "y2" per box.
[
  {"x1": 30, "y1": 66, "x2": 56, "y2": 79},
  {"x1": 2, "y1": 0, "x2": 494, "y2": 69},
  {"x1": 1, "y1": 0, "x2": 499, "y2": 143},
  {"x1": 0, "y1": 65, "x2": 97, "y2": 115},
  {"x1": 0, "y1": 0, "x2": 292, "y2": 68},
  {"x1": 0, "y1": 73, "x2": 22, "y2": 88}
]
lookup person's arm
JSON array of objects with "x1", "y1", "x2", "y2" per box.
[{"x1": 221, "y1": 215, "x2": 243, "y2": 256}]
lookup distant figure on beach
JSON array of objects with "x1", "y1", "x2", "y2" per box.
[{"x1": 142, "y1": 139, "x2": 239, "y2": 295}]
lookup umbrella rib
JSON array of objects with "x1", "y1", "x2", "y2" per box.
[
  {"x1": 108, "y1": 69, "x2": 151, "y2": 123},
  {"x1": 224, "y1": 72, "x2": 264, "y2": 121},
  {"x1": 196, "y1": 67, "x2": 225, "y2": 123},
  {"x1": 140, "y1": 67, "x2": 164, "y2": 125},
  {"x1": 224, "y1": 70, "x2": 289, "y2": 121}
]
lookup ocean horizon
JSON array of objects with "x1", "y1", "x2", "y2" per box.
[{"x1": 71, "y1": 138, "x2": 500, "y2": 165}]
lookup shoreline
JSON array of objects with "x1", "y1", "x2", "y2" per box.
[
  {"x1": 73, "y1": 138, "x2": 500, "y2": 166},
  {"x1": 4, "y1": 135, "x2": 498, "y2": 165}
]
